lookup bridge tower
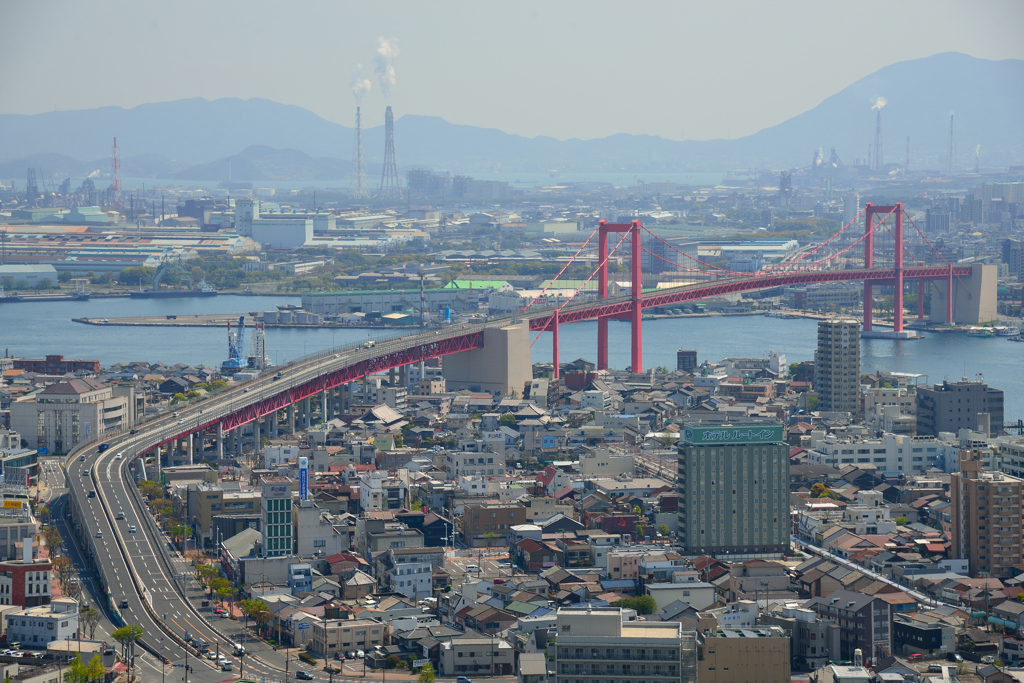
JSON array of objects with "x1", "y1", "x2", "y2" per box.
[
  {"x1": 863, "y1": 203, "x2": 905, "y2": 334},
  {"x1": 592, "y1": 220, "x2": 643, "y2": 373}
]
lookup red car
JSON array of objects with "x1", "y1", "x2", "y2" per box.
[{"x1": 908, "y1": 653, "x2": 923, "y2": 661}]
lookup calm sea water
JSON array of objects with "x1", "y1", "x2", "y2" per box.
[{"x1": 2, "y1": 297, "x2": 1020, "y2": 421}]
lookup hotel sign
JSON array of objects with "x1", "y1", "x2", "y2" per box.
[{"x1": 682, "y1": 424, "x2": 783, "y2": 445}]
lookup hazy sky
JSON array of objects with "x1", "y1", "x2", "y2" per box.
[{"x1": 2, "y1": 0, "x2": 1022, "y2": 142}]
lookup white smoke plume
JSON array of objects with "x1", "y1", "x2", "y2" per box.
[
  {"x1": 871, "y1": 97, "x2": 887, "y2": 110},
  {"x1": 975, "y1": 144, "x2": 981, "y2": 156},
  {"x1": 350, "y1": 63, "x2": 371, "y2": 102},
  {"x1": 375, "y1": 37, "x2": 399, "y2": 98}
]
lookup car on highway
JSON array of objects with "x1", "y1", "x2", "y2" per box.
[
  {"x1": 82, "y1": 469, "x2": 89, "y2": 476},
  {"x1": 116, "y1": 512, "x2": 125, "y2": 519},
  {"x1": 466, "y1": 564, "x2": 481, "y2": 572},
  {"x1": 498, "y1": 561, "x2": 511, "y2": 568},
  {"x1": 128, "y1": 525, "x2": 136, "y2": 533},
  {"x1": 456, "y1": 677, "x2": 473, "y2": 683},
  {"x1": 115, "y1": 453, "x2": 122, "y2": 459},
  {"x1": 79, "y1": 455, "x2": 86, "y2": 462},
  {"x1": 205, "y1": 651, "x2": 218, "y2": 660},
  {"x1": 120, "y1": 599, "x2": 129, "y2": 608},
  {"x1": 97, "y1": 443, "x2": 110, "y2": 452},
  {"x1": 95, "y1": 530, "x2": 102, "y2": 538},
  {"x1": 296, "y1": 672, "x2": 314, "y2": 680},
  {"x1": 87, "y1": 491, "x2": 96, "y2": 498},
  {"x1": 272, "y1": 374, "x2": 281, "y2": 381},
  {"x1": 221, "y1": 662, "x2": 233, "y2": 672},
  {"x1": 129, "y1": 429, "x2": 138, "y2": 435}
]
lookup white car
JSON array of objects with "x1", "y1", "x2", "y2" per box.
[
  {"x1": 466, "y1": 564, "x2": 481, "y2": 573},
  {"x1": 115, "y1": 453, "x2": 122, "y2": 459}
]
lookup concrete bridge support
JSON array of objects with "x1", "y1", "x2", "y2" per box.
[{"x1": 217, "y1": 422, "x2": 224, "y2": 461}]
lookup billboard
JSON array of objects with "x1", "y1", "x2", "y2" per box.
[
  {"x1": 682, "y1": 423, "x2": 784, "y2": 445},
  {"x1": 299, "y1": 457, "x2": 308, "y2": 501}
]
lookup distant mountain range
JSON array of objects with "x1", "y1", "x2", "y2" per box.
[{"x1": 0, "y1": 52, "x2": 1020, "y2": 181}]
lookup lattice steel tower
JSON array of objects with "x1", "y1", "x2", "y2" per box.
[
  {"x1": 379, "y1": 106, "x2": 402, "y2": 200},
  {"x1": 351, "y1": 106, "x2": 369, "y2": 199},
  {"x1": 873, "y1": 110, "x2": 883, "y2": 171}
]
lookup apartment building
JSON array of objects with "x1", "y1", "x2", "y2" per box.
[
  {"x1": 444, "y1": 450, "x2": 506, "y2": 480},
  {"x1": 11, "y1": 379, "x2": 135, "y2": 456},
  {"x1": 553, "y1": 606, "x2": 697, "y2": 683},
  {"x1": 803, "y1": 590, "x2": 892, "y2": 662},
  {"x1": 677, "y1": 422, "x2": 790, "y2": 558},
  {"x1": 261, "y1": 476, "x2": 294, "y2": 558},
  {"x1": 380, "y1": 546, "x2": 445, "y2": 600},
  {"x1": 4, "y1": 598, "x2": 78, "y2": 647},
  {"x1": 805, "y1": 432, "x2": 958, "y2": 475},
  {"x1": 439, "y1": 635, "x2": 515, "y2": 676},
  {"x1": 950, "y1": 449, "x2": 1024, "y2": 578},
  {"x1": 307, "y1": 616, "x2": 385, "y2": 658},
  {"x1": 814, "y1": 319, "x2": 860, "y2": 413},
  {"x1": 697, "y1": 622, "x2": 790, "y2": 683},
  {"x1": 0, "y1": 558, "x2": 52, "y2": 607},
  {"x1": 916, "y1": 379, "x2": 1004, "y2": 436},
  {"x1": 460, "y1": 502, "x2": 527, "y2": 548}
]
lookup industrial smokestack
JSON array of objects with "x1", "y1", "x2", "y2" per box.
[{"x1": 351, "y1": 107, "x2": 368, "y2": 199}]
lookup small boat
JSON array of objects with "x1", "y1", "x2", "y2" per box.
[
  {"x1": 996, "y1": 326, "x2": 1020, "y2": 336},
  {"x1": 966, "y1": 327, "x2": 994, "y2": 337}
]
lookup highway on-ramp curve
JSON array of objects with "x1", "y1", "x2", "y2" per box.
[{"x1": 64, "y1": 322, "x2": 504, "y2": 681}]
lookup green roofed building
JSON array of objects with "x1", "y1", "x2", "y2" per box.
[
  {"x1": 443, "y1": 280, "x2": 513, "y2": 292},
  {"x1": 677, "y1": 421, "x2": 789, "y2": 559}
]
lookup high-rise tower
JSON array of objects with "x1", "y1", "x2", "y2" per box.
[
  {"x1": 351, "y1": 107, "x2": 369, "y2": 199},
  {"x1": 379, "y1": 106, "x2": 401, "y2": 200},
  {"x1": 814, "y1": 318, "x2": 861, "y2": 413}
]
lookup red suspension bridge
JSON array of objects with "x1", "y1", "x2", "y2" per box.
[{"x1": 141, "y1": 202, "x2": 974, "y2": 452}]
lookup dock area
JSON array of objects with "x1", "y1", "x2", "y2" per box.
[
  {"x1": 71, "y1": 313, "x2": 418, "y2": 329},
  {"x1": 72, "y1": 313, "x2": 322, "y2": 328}
]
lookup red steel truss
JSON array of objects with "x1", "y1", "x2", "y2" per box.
[
  {"x1": 528, "y1": 265, "x2": 971, "y2": 329},
  {"x1": 163, "y1": 331, "x2": 483, "y2": 443}
]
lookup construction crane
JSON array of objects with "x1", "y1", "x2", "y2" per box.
[{"x1": 221, "y1": 316, "x2": 247, "y2": 374}]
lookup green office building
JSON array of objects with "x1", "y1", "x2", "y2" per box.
[{"x1": 677, "y1": 422, "x2": 789, "y2": 559}]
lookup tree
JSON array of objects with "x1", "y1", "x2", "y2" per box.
[
  {"x1": 37, "y1": 278, "x2": 54, "y2": 290},
  {"x1": 499, "y1": 412, "x2": 518, "y2": 428},
  {"x1": 411, "y1": 501, "x2": 424, "y2": 511},
  {"x1": 43, "y1": 526, "x2": 61, "y2": 556},
  {"x1": 37, "y1": 506, "x2": 51, "y2": 525},
  {"x1": 895, "y1": 517, "x2": 908, "y2": 526},
  {"x1": 53, "y1": 556, "x2": 75, "y2": 594},
  {"x1": 80, "y1": 608, "x2": 101, "y2": 640},
  {"x1": 418, "y1": 662, "x2": 436, "y2": 683},
  {"x1": 241, "y1": 598, "x2": 271, "y2": 637},
  {"x1": 613, "y1": 595, "x2": 657, "y2": 615},
  {"x1": 116, "y1": 266, "x2": 155, "y2": 286},
  {"x1": 657, "y1": 524, "x2": 670, "y2": 536},
  {"x1": 64, "y1": 653, "x2": 104, "y2": 683},
  {"x1": 806, "y1": 395, "x2": 819, "y2": 411},
  {"x1": 788, "y1": 362, "x2": 799, "y2": 378},
  {"x1": 112, "y1": 625, "x2": 145, "y2": 682},
  {"x1": 58, "y1": 270, "x2": 74, "y2": 283}
]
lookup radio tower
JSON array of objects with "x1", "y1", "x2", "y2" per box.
[
  {"x1": 110, "y1": 137, "x2": 123, "y2": 209},
  {"x1": 905, "y1": 136, "x2": 910, "y2": 173},
  {"x1": 379, "y1": 106, "x2": 402, "y2": 200},
  {"x1": 947, "y1": 115, "x2": 957, "y2": 177},
  {"x1": 873, "y1": 109, "x2": 883, "y2": 172},
  {"x1": 351, "y1": 106, "x2": 369, "y2": 199}
]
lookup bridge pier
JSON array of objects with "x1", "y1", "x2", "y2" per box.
[
  {"x1": 217, "y1": 422, "x2": 224, "y2": 461},
  {"x1": 287, "y1": 404, "x2": 295, "y2": 434},
  {"x1": 253, "y1": 420, "x2": 261, "y2": 456},
  {"x1": 187, "y1": 433, "x2": 194, "y2": 466},
  {"x1": 552, "y1": 309, "x2": 560, "y2": 380},
  {"x1": 918, "y1": 280, "x2": 925, "y2": 321},
  {"x1": 893, "y1": 204, "x2": 904, "y2": 333},
  {"x1": 304, "y1": 396, "x2": 311, "y2": 429},
  {"x1": 321, "y1": 389, "x2": 327, "y2": 424},
  {"x1": 598, "y1": 226, "x2": 609, "y2": 370},
  {"x1": 863, "y1": 205, "x2": 874, "y2": 332},
  {"x1": 399, "y1": 364, "x2": 407, "y2": 389}
]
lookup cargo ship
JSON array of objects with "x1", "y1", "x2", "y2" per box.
[
  {"x1": 0, "y1": 291, "x2": 90, "y2": 303},
  {"x1": 130, "y1": 281, "x2": 217, "y2": 299}
]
